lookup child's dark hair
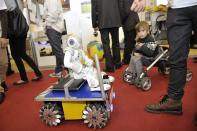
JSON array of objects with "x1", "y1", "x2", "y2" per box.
[{"x1": 135, "y1": 21, "x2": 150, "y2": 32}]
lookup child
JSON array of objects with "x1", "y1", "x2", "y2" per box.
[{"x1": 125, "y1": 21, "x2": 159, "y2": 84}]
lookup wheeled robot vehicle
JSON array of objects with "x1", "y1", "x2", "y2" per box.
[{"x1": 35, "y1": 56, "x2": 115, "y2": 129}]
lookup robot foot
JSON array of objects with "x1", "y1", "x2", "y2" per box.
[
  {"x1": 101, "y1": 72, "x2": 115, "y2": 83},
  {"x1": 90, "y1": 84, "x2": 111, "y2": 91}
]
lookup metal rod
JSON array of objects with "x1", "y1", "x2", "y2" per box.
[
  {"x1": 146, "y1": 49, "x2": 168, "y2": 71},
  {"x1": 64, "y1": 78, "x2": 74, "y2": 98},
  {"x1": 94, "y1": 55, "x2": 106, "y2": 100}
]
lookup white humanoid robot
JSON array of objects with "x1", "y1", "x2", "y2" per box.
[{"x1": 64, "y1": 36, "x2": 114, "y2": 91}]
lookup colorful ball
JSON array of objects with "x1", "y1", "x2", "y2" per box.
[{"x1": 87, "y1": 41, "x2": 104, "y2": 61}]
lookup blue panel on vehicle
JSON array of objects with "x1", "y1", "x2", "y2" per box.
[{"x1": 45, "y1": 81, "x2": 103, "y2": 99}]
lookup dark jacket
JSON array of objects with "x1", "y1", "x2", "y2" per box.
[
  {"x1": 119, "y1": 0, "x2": 139, "y2": 31},
  {"x1": 135, "y1": 35, "x2": 159, "y2": 57},
  {"x1": 91, "y1": 0, "x2": 121, "y2": 29},
  {"x1": 0, "y1": 10, "x2": 8, "y2": 38}
]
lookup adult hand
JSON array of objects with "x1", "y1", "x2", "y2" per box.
[
  {"x1": 0, "y1": 38, "x2": 9, "y2": 48},
  {"x1": 130, "y1": 0, "x2": 146, "y2": 12}
]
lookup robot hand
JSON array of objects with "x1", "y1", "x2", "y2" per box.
[{"x1": 85, "y1": 58, "x2": 93, "y2": 67}]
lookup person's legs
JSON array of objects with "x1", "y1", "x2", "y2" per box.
[
  {"x1": 0, "y1": 48, "x2": 8, "y2": 93},
  {"x1": 122, "y1": 29, "x2": 136, "y2": 64},
  {"x1": 190, "y1": 5, "x2": 197, "y2": 126},
  {"x1": 133, "y1": 56, "x2": 144, "y2": 77},
  {"x1": 110, "y1": 27, "x2": 121, "y2": 69},
  {"x1": 127, "y1": 56, "x2": 137, "y2": 74},
  {"x1": 145, "y1": 7, "x2": 194, "y2": 114},
  {"x1": 167, "y1": 7, "x2": 194, "y2": 101},
  {"x1": 9, "y1": 37, "x2": 29, "y2": 83},
  {"x1": 18, "y1": 35, "x2": 43, "y2": 80},
  {"x1": 46, "y1": 28, "x2": 64, "y2": 75},
  {"x1": 0, "y1": 85, "x2": 5, "y2": 104},
  {"x1": 192, "y1": 6, "x2": 197, "y2": 63},
  {"x1": 100, "y1": 28, "x2": 114, "y2": 72},
  {"x1": 6, "y1": 47, "x2": 14, "y2": 76}
]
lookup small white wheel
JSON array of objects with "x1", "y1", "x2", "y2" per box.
[{"x1": 141, "y1": 77, "x2": 152, "y2": 91}]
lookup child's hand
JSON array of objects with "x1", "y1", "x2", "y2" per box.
[
  {"x1": 134, "y1": 52, "x2": 142, "y2": 57},
  {"x1": 135, "y1": 35, "x2": 139, "y2": 41},
  {"x1": 135, "y1": 43, "x2": 143, "y2": 49}
]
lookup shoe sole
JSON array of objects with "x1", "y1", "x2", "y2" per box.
[
  {"x1": 145, "y1": 107, "x2": 183, "y2": 115},
  {"x1": 13, "y1": 81, "x2": 29, "y2": 86},
  {"x1": 48, "y1": 75, "x2": 61, "y2": 78}
]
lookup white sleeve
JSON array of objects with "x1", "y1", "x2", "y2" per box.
[{"x1": 43, "y1": 0, "x2": 63, "y2": 22}]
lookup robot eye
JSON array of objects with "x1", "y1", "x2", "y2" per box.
[{"x1": 69, "y1": 39, "x2": 75, "y2": 45}]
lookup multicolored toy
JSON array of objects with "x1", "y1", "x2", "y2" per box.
[{"x1": 87, "y1": 41, "x2": 104, "y2": 62}]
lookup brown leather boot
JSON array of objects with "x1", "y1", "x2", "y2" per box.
[{"x1": 145, "y1": 95, "x2": 182, "y2": 115}]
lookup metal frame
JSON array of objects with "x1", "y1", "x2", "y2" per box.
[{"x1": 35, "y1": 54, "x2": 107, "y2": 102}]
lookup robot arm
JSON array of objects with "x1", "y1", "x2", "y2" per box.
[
  {"x1": 81, "y1": 50, "x2": 93, "y2": 67},
  {"x1": 64, "y1": 50, "x2": 82, "y2": 73}
]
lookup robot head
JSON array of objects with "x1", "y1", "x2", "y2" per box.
[{"x1": 67, "y1": 35, "x2": 82, "y2": 49}]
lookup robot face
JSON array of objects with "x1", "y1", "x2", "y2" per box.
[{"x1": 67, "y1": 36, "x2": 81, "y2": 49}]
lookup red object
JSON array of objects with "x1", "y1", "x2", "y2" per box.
[{"x1": 0, "y1": 60, "x2": 197, "y2": 131}]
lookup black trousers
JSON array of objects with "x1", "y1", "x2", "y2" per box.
[
  {"x1": 167, "y1": 5, "x2": 197, "y2": 100},
  {"x1": 9, "y1": 34, "x2": 42, "y2": 81},
  {"x1": 99, "y1": 27, "x2": 121, "y2": 69},
  {"x1": 122, "y1": 29, "x2": 136, "y2": 64},
  {"x1": 46, "y1": 28, "x2": 64, "y2": 73}
]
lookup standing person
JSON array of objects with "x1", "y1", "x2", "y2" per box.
[
  {"x1": 43, "y1": 0, "x2": 65, "y2": 78},
  {"x1": 131, "y1": 0, "x2": 197, "y2": 120},
  {"x1": 91, "y1": 0, "x2": 122, "y2": 72},
  {"x1": 0, "y1": 8, "x2": 9, "y2": 103},
  {"x1": 5, "y1": 0, "x2": 43, "y2": 85},
  {"x1": 119, "y1": 0, "x2": 139, "y2": 65},
  {"x1": 144, "y1": 0, "x2": 197, "y2": 115}
]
